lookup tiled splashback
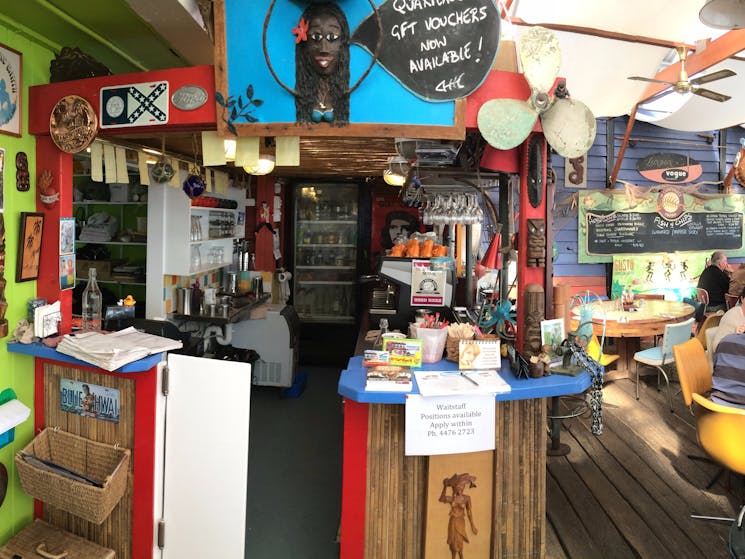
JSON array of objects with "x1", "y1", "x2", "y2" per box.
[{"x1": 163, "y1": 271, "x2": 222, "y2": 314}]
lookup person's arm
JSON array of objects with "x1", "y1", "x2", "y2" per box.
[{"x1": 439, "y1": 480, "x2": 452, "y2": 504}]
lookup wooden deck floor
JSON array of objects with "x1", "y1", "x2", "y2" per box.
[{"x1": 545, "y1": 374, "x2": 743, "y2": 559}]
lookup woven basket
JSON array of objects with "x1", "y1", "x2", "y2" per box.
[
  {"x1": 15, "y1": 428, "x2": 130, "y2": 524},
  {"x1": 445, "y1": 334, "x2": 474, "y2": 362},
  {"x1": 0, "y1": 519, "x2": 115, "y2": 559}
]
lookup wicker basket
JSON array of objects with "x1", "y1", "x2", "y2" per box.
[
  {"x1": 445, "y1": 334, "x2": 474, "y2": 362},
  {"x1": 15, "y1": 428, "x2": 130, "y2": 524},
  {"x1": 0, "y1": 519, "x2": 115, "y2": 559}
]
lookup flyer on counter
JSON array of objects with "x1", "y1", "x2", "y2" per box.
[{"x1": 383, "y1": 338, "x2": 423, "y2": 368}]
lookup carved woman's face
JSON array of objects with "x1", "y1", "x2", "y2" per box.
[{"x1": 307, "y1": 13, "x2": 342, "y2": 76}]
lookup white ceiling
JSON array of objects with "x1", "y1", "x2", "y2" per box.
[{"x1": 509, "y1": 0, "x2": 745, "y2": 131}]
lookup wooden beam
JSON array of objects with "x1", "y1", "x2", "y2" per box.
[
  {"x1": 638, "y1": 30, "x2": 745, "y2": 104},
  {"x1": 609, "y1": 104, "x2": 639, "y2": 189},
  {"x1": 510, "y1": 17, "x2": 697, "y2": 50}
]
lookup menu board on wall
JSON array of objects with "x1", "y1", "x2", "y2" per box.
[
  {"x1": 577, "y1": 190, "x2": 745, "y2": 263},
  {"x1": 586, "y1": 210, "x2": 743, "y2": 254}
]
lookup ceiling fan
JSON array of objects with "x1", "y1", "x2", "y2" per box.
[{"x1": 628, "y1": 45, "x2": 735, "y2": 103}]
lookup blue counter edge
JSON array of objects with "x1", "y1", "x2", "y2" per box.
[
  {"x1": 338, "y1": 355, "x2": 592, "y2": 404},
  {"x1": 7, "y1": 342, "x2": 164, "y2": 373}
]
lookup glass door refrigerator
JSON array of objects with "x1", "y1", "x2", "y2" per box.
[{"x1": 292, "y1": 183, "x2": 359, "y2": 323}]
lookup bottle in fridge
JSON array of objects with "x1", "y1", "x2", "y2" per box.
[{"x1": 292, "y1": 182, "x2": 359, "y2": 323}]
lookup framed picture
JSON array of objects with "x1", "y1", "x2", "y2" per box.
[
  {"x1": 0, "y1": 43, "x2": 22, "y2": 137},
  {"x1": 59, "y1": 217, "x2": 75, "y2": 255},
  {"x1": 16, "y1": 212, "x2": 44, "y2": 282},
  {"x1": 540, "y1": 318, "x2": 566, "y2": 360}
]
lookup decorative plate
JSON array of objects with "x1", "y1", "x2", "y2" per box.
[{"x1": 49, "y1": 95, "x2": 98, "y2": 154}]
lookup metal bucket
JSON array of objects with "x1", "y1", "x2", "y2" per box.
[{"x1": 176, "y1": 287, "x2": 192, "y2": 315}]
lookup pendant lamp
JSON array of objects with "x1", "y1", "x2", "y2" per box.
[{"x1": 700, "y1": 0, "x2": 745, "y2": 29}]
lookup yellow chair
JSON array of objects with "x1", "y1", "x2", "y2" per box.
[
  {"x1": 673, "y1": 337, "x2": 712, "y2": 408},
  {"x1": 586, "y1": 333, "x2": 619, "y2": 367},
  {"x1": 673, "y1": 338, "x2": 728, "y2": 490},
  {"x1": 689, "y1": 393, "x2": 745, "y2": 549},
  {"x1": 695, "y1": 310, "x2": 724, "y2": 351},
  {"x1": 692, "y1": 392, "x2": 745, "y2": 475}
]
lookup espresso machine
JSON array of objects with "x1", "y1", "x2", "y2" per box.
[{"x1": 374, "y1": 257, "x2": 456, "y2": 331}]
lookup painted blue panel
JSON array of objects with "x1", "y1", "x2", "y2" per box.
[
  {"x1": 223, "y1": 0, "x2": 457, "y2": 126},
  {"x1": 338, "y1": 355, "x2": 591, "y2": 404}
]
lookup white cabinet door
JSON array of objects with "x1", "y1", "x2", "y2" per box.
[{"x1": 162, "y1": 354, "x2": 251, "y2": 559}]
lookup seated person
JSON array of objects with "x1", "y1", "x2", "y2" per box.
[
  {"x1": 712, "y1": 330, "x2": 745, "y2": 409},
  {"x1": 697, "y1": 251, "x2": 731, "y2": 312},
  {"x1": 730, "y1": 262, "x2": 745, "y2": 299},
  {"x1": 710, "y1": 286, "x2": 745, "y2": 354}
]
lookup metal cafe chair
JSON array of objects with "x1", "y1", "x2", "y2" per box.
[{"x1": 633, "y1": 317, "x2": 695, "y2": 412}]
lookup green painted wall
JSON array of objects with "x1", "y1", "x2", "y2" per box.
[{"x1": 0, "y1": 17, "x2": 55, "y2": 543}]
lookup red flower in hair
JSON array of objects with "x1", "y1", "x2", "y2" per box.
[{"x1": 292, "y1": 17, "x2": 309, "y2": 43}]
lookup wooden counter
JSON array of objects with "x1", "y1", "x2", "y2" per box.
[{"x1": 338, "y1": 356, "x2": 593, "y2": 558}]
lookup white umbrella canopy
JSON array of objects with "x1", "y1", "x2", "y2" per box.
[{"x1": 508, "y1": 0, "x2": 745, "y2": 128}]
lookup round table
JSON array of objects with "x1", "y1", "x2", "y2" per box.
[{"x1": 570, "y1": 299, "x2": 695, "y2": 379}]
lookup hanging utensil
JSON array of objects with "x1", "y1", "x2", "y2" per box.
[{"x1": 0, "y1": 462, "x2": 7, "y2": 508}]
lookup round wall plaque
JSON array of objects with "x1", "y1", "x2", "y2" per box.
[
  {"x1": 49, "y1": 95, "x2": 98, "y2": 154},
  {"x1": 657, "y1": 187, "x2": 685, "y2": 220}
]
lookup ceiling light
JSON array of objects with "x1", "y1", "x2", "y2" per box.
[
  {"x1": 224, "y1": 139, "x2": 236, "y2": 161},
  {"x1": 383, "y1": 155, "x2": 409, "y2": 186},
  {"x1": 383, "y1": 169, "x2": 407, "y2": 186},
  {"x1": 700, "y1": 0, "x2": 745, "y2": 29},
  {"x1": 142, "y1": 147, "x2": 162, "y2": 156},
  {"x1": 244, "y1": 155, "x2": 275, "y2": 176}
]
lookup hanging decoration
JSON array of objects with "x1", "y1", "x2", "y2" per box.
[
  {"x1": 38, "y1": 170, "x2": 59, "y2": 209},
  {"x1": 150, "y1": 136, "x2": 175, "y2": 184},
  {"x1": 15, "y1": 152, "x2": 29, "y2": 192},
  {"x1": 182, "y1": 133, "x2": 206, "y2": 199}
]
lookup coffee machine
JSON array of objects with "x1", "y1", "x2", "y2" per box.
[{"x1": 375, "y1": 257, "x2": 456, "y2": 331}]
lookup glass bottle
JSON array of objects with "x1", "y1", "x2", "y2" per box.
[
  {"x1": 373, "y1": 318, "x2": 389, "y2": 350},
  {"x1": 82, "y1": 267, "x2": 102, "y2": 331}
]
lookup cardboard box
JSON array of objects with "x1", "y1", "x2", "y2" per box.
[
  {"x1": 77, "y1": 259, "x2": 126, "y2": 281},
  {"x1": 109, "y1": 182, "x2": 131, "y2": 202}
]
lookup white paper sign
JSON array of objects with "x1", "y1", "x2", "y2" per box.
[
  {"x1": 405, "y1": 394, "x2": 496, "y2": 456},
  {"x1": 410, "y1": 259, "x2": 446, "y2": 306}
]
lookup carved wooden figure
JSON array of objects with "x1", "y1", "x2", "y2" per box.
[
  {"x1": 526, "y1": 218, "x2": 546, "y2": 267},
  {"x1": 439, "y1": 472, "x2": 478, "y2": 559},
  {"x1": 524, "y1": 283, "x2": 545, "y2": 371}
]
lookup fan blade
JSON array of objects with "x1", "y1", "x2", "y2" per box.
[
  {"x1": 692, "y1": 87, "x2": 731, "y2": 102},
  {"x1": 518, "y1": 26, "x2": 561, "y2": 94},
  {"x1": 628, "y1": 76, "x2": 676, "y2": 86},
  {"x1": 541, "y1": 98, "x2": 597, "y2": 159},
  {"x1": 478, "y1": 98, "x2": 538, "y2": 151},
  {"x1": 689, "y1": 68, "x2": 736, "y2": 85}
]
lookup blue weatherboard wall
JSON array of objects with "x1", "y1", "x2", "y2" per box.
[
  {"x1": 551, "y1": 117, "x2": 745, "y2": 279},
  {"x1": 223, "y1": 0, "x2": 458, "y2": 125}
]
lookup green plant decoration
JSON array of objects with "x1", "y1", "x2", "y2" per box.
[{"x1": 215, "y1": 85, "x2": 264, "y2": 135}]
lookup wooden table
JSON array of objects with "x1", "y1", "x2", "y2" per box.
[{"x1": 570, "y1": 299, "x2": 695, "y2": 380}]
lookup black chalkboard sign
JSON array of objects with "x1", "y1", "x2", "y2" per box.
[
  {"x1": 586, "y1": 210, "x2": 743, "y2": 255},
  {"x1": 351, "y1": 0, "x2": 500, "y2": 101}
]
